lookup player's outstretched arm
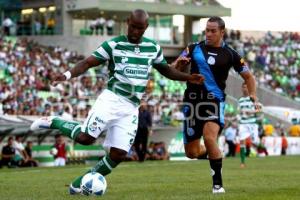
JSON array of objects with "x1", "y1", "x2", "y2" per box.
[
  {"x1": 154, "y1": 64, "x2": 204, "y2": 84},
  {"x1": 51, "y1": 56, "x2": 101, "y2": 86}
]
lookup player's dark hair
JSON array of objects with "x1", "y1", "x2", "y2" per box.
[
  {"x1": 208, "y1": 16, "x2": 225, "y2": 30},
  {"x1": 131, "y1": 9, "x2": 149, "y2": 19}
]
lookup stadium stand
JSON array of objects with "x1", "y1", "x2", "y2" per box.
[
  {"x1": 1, "y1": 29, "x2": 300, "y2": 165},
  {"x1": 0, "y1": 33, "x2": 299, "y2": 125},
  {"x1": 227, "y1": 31, "x2": 300, "y2": 102}
]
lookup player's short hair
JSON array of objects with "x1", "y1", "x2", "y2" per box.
[{"x1": 208, "y1": 16, "x2": 225, "y2": 30}]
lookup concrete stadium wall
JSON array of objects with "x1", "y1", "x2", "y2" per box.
[{"x1": 26, "y1": 35, "x2": 110, "y2": 57}]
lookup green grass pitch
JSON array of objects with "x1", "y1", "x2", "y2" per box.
[{"x1": 0, "y1": 156, "x2": 299, "y2": 200}]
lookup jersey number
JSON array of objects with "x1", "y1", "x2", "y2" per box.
[{"x1": 132, "y1": 115, "x2": 137, "y2": 124}]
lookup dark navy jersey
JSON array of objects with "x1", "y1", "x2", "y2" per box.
[{"x1": 181, "y1": 41, "x2": 249, "y2": 102}]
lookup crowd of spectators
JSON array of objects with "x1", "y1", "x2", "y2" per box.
[
  {"x1": 89, "y1": 16, "x2": 115, "y2": 36},
  {"x1": 226, "y1": 31, "x2": 300, "y2": 101},
  {"x1": 0, "y1": 135, "x2": 38, "y2": 168},
  {"x1": 0, "y1": 36, "x2": 107, "y2": 119},
  {"x1": 1, "y1": 30, "x2": 300, "y2": 167},
  {"x1": 0, "y1": 36, "x2": 186, "y2": 126},
  {"x1": 0, "y1": 31, "x2": 300, "y2": 132}
]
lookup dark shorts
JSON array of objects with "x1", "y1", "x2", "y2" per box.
[{"x1": 182, "y1": 99, "x2": 225, "y2": 144}]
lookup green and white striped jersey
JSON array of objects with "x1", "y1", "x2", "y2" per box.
[
  {"x1": 92, "y1": 35, "x2": 168, "y2": 105},
  {"x1": 238, "y1": 96, "x2": 257, "y2": 124}
]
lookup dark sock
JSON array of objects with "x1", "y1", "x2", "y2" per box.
[
  {"x1": 209, "y1": 158, "x2": 223, "y2": 187},
  {"x1": 240, "y1": 146, "x2": 246, "y2": 164}
]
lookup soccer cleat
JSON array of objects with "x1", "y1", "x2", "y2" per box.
[
  {"x1": 240, "y1": 163, "x2": 246, "y2": 168},
  {"x1": 212, "y1": 185, "x2": 225, "y2": 194},
  {"x1": 69, "y1": 184, "x2": 81, "y2": 195},
  {"x1": 30, "y1": 116, "x2": 57, "y2": 131}
]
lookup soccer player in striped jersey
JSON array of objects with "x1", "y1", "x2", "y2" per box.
[
  {"x1": 238, "y1": 83, "x2": 262, "y2": 168},
  {"x1": 30, "y1": 9, "x2": 204, "y2": 194}
]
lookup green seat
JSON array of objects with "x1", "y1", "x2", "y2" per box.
[{"x1": 0, "y1": 70, "x2": 5, "y2": 80}]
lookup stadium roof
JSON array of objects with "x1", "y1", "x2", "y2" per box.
[{"x1": 65, "y1": 0, "x2": 231, "y2": 18}]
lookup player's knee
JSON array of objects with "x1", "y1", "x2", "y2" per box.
[
  {"x1": 109, "y1": 147, "x2": 127, "y2": 163},
  {"x1": 203, "y1": 135, "x2": 215, "y2": 144},
  {"x1": 75, "y1": 133, "x2": 96, "y2": 145}
]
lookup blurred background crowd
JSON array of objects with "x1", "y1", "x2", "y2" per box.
[{"x1": 1, "y1": 30, "x2": 300, "y2": 137}]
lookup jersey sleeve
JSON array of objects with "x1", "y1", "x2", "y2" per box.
[
  {"x1": 91, "y1": 40, "x2": 113, "y2": 63},
  {"x1": 232, "y1": 50, "x2": 250, "y2": 74},
  {"x1": 153, "y1": 44, "x2": 168, "y2": 68}
]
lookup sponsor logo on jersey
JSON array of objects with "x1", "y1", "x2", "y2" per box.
[
  {"x1": 89, "y1": 122, "x2": 97, "y2": 132},
  {"x1": 123, "y1": 67, "x2": 148, "y2": 78},
  {"x1": 207, "y1": 56, "x2": 216, "y2": 65},
  {"x1": 208, "y1": 52, "x2": 217, "y2": 56}
]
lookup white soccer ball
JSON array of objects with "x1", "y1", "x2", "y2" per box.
[
  {"x1": 80, "y1": 172, "x2": 107, "y2": 196},
  {"x1": 50, "y1": 147, "x2": 58, "y2": 155}
]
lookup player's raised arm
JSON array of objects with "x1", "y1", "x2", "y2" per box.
[{"x1": 51, "y1": 56, "x2": 102, "y2": 86}]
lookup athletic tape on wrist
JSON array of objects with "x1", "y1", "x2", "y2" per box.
[{"x1": 63, "y1": 71, "x2": 72, "y2": 80}]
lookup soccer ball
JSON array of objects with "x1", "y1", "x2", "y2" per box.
[
  {"x1": 50, "y1": 147, "x2": 58, "y2": 155},
  {"x1": 80, "y1": 172, "x2": 107, "y2": 196}
]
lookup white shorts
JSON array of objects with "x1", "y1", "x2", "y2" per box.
[
  {"x1": 239, "y1": 124, "x2": 259, "y2": 144},
  {"x1": 54, "y1": 157, "x2": 66, "y2": 166},
  {"x1": 81, "y1": 89, "x2": 139, "y2": 152}
]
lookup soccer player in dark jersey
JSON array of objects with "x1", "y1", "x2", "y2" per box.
[{"x1": 173, "y1": 16, "x2": 259, "y2": 194}]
